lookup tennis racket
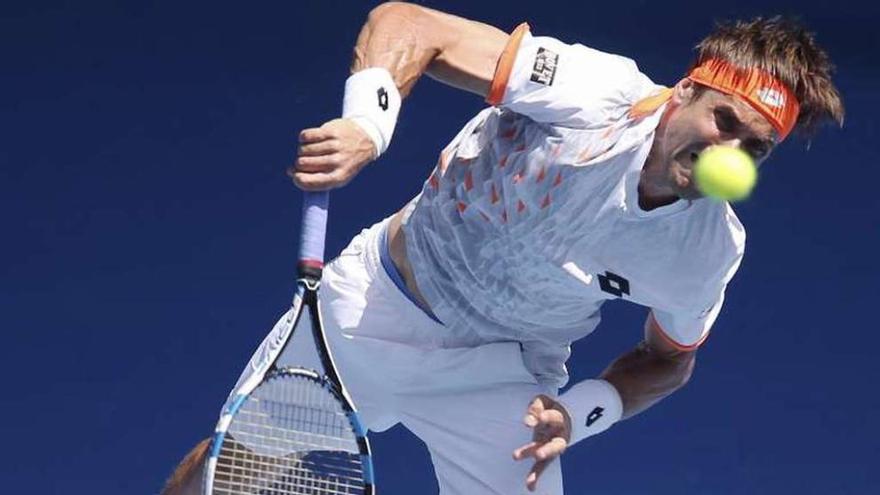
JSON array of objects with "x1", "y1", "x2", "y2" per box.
[{"x1": 203, "y1": 191, "x2": 375, "y2": 495}]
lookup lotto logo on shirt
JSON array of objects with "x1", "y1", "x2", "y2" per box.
[{"x1": 530, "y1": 47, "x2": 558, "y2": 86}]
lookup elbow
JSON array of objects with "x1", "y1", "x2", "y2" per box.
[
  {"x1": 367, "y1": 2, "x2": 416, "y2": 24},
  {"x1": 675, "y1": 351, "x2": 697, "y2": 390}
]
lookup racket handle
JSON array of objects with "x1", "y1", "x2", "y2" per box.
[{"x1": 298, "y1": 190, "x2": 329, "y2": 279}]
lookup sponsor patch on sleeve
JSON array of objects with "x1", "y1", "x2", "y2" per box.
[{"x1": 530, "y1": 47, "x2": 558, "y2": 86}]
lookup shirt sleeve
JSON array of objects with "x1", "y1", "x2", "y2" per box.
[
  {"x1": 651, "y1": 249, "x2": 744, "y2": 350},
  {"x1": 486, "y1": 23, "x2": 654, "y2": 129},
  {"x1": 651, "y1": 291, "x2": 726, "y2": 350}
]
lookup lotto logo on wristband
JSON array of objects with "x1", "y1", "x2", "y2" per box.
[
  {"x1": 377, "y1": 87, "x2": 389, "y2": 111},
  {"x1": 585, "y1": 406, "x2": 605, "y2": 427}
]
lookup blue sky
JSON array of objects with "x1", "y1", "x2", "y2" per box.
[{"x1": 2, "y1": 1, "x2": 878, "y2": 493}]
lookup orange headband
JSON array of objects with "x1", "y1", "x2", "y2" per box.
[{"x1": 688, "y1": 59, "x2": 799, "y2": 141}]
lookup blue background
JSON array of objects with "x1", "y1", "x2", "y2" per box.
[{"x1": 2, "y1": 1, "x2": 878, "y2": 493}]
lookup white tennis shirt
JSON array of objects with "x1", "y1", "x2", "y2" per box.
[{"x1": 400, "y1": 25, "x2": 745, "y2": 390}]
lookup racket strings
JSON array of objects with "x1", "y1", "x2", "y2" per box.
[
  {"x1": 213, "y1": 453, "x2": 363, "y2": 495},
  {"x1": 213, "y1": 373, "x2": 365, "y2": 494},
  {"x1": 229, "y1": 408, "x2": 355, "y2": 454},
  {"x1": 215, "y1": 446, "x2": 365, "y2": 479}
]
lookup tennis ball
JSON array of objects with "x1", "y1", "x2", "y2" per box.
[{"x1": 694, "y1": 146, "x2": 757, "y2": 201}]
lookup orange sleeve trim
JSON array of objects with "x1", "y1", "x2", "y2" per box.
[
  {"x1": 486, "y1": 23, "x2": 530, "y2": 106},
  {"x1": 648, "y1": 311, "x2": 709, "y2": 352}
]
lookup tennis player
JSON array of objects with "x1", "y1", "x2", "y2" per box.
[{"x1": 163, "y1": 3, "x2": 843, "y2": 494}]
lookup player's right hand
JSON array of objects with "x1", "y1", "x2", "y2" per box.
[{"x1": 288, "y1": 118, "x2": 377, "y2": 191}]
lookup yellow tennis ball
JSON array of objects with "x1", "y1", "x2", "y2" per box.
[{"x1": 694, "y1": 146, "x2": 757, "y2": 201}]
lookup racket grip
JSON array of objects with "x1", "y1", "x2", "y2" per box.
[{"x1": 298, "y1": 191, "x2": 329, "y2": 278}]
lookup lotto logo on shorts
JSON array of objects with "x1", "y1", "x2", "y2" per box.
[{"x1": 530, "y1": 47, "x2": 558, "y2": 86}]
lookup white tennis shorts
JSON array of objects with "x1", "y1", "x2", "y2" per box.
[{"x1": 224, "y1": 218, "x2": 563, "y2": 495}]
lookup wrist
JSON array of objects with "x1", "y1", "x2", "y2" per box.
[
  {"x1": 556, "y1": 379, "x2": 623, "y2": 445},
  {"x1": 342, "y1": 68, "x2": 401, "y2": 157}
]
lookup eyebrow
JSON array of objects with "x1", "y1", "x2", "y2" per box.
[{"x1": 718, "y1": 104, "x2": 776, "y2": 149}]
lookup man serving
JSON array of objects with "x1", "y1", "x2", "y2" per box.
[{"x1": 164, "y1": 2, "x2": 843, "y2": 494}]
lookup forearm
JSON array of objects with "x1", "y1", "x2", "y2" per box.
[
  {"x1": 351, "y1": 2, "x2": 507, "y2": 98},
  {"x1": 600, "y1": 341, "x2": 696, "y2": 419}
]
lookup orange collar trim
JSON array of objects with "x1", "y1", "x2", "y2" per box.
[{"x1": 629, "y1": 87, "x2": 674, "y2": 120}]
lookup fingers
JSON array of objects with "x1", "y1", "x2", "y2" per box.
[
  {"x1": 514, "y1": 395, "x2": 571, "y2": 491},
  {"x1": 290, "y1": 120, "x2": 375, "y2": 191},
  {"x1": 513, "y1": 435, "x2": 567, "y2": 462},
  {"x1": 512, "y1": 441, "x2": 538, "y2": 461},
  {"x1": 298, "y1": 139, "x2": 339, "y2": 157},
  {"x1": 527, "y1": 407, "x2": 567, "y2": 441},
  {"x1": 526, "y1": 396, "x2": 546, "y2": 420},
  {"x1": 294, "y1": 154, "x2": 339, "y2": 173},
  {"x1": 522, "y1": 395, "x2": 551, "y2": 430},
  {"x1": 287, "y1": 167, "x2": 349, "y2": 191},
  {"x1": 533, "y1": 436, "x2": 567, "y2": 460},
  {"x1": 526, "y1": 459, "x2": 551, "y2": 492},
  {"x1": 299, "y1": 127, "x2": 333, "y2": 144},
  {"x1": 515, "y1": 435, "x2": 567, "y2": 492},
  {"x1": 535, "y1": 409, "x2": 567, "y2": 435},
  {"x1": 289, "y1": 134, "x2": 348, "y2": 191},
  {"x1": 288, "y1": 153, "x2": 347, "y2": 190}
]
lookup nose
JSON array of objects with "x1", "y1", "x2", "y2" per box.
[{"x1": 718, "y1": 137, "x2": 743, "y2": 150}]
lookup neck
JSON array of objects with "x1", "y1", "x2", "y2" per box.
[
  {"x1": 638, "y1": 107, "x2": 680, "y2": 211},
  {"x1": 638, "y1": 164, "x2": 679, "y2": 211}
]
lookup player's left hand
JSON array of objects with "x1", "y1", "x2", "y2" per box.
[{"x1": 513, "y1": 394, "x2": 572, "y2": 492}]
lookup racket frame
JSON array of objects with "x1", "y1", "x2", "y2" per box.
[{"x1": 203, "y1": 191, "x2": 375, "y2": 495}]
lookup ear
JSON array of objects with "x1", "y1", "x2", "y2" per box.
[{"x1": 671, "y1": 78, "x2": 696, "y2": 106}]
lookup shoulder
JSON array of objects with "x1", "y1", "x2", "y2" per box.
[
  {"x1": 557, "y1": 42, "x2": 660, "y2": 120},
  {"x1": 567, "y1": 43, "x2": 656, "y2": 94},
  {"x1": 697, "y1": 200, "x2": 746, "y2": 251},
  {"x1": 492, "y1": 26, "x2": 660, "y2": 128},
  {"x1": 685, "y1": 200, "x2": 747, "y2": 277}
]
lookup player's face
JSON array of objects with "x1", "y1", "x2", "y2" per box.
[{"x1": 655, "y1": 79, "x2": 778, "y2": 199}]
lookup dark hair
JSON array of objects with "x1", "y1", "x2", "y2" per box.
[{"x1": 690, "y1": 16, "x2": 844, "y2": 137}]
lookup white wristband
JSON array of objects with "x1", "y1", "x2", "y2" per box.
[
  {"x1": 557, "y1": 379, "x2": 623, "y2": 445},
  {"x1": 342, "y1": 68, "x2": 401, "y2": 158}
]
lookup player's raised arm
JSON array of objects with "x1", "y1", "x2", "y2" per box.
[
  {"x1": 353, "y1": 2, "x2": 509, "y2": 97},
  {"x1": 291, "y1": 2, "x2": 508, "y2": 190}
]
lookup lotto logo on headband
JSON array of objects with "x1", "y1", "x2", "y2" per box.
[{"x1": 756, "y1": 87, "x2": 785, "y2": 109}]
